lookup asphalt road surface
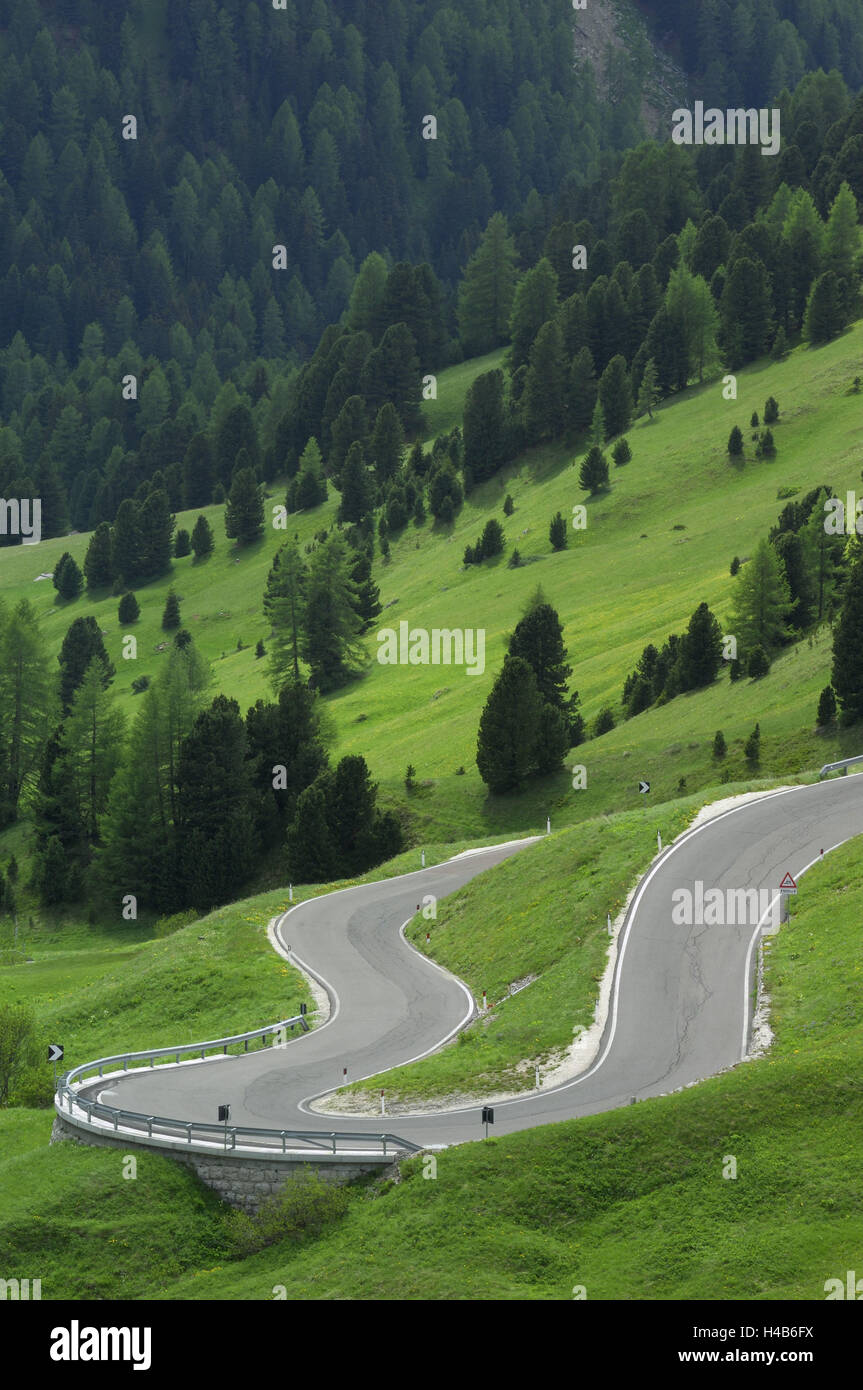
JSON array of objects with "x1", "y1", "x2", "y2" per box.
[{"x1": 89, "y1": 777, "x2": 863, "y2": 1148}]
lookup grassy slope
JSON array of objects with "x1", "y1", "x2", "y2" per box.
[
  {"x1": 154, "y1": 835, "x2": 861, "y2": 1299},
  {"x1": 3, "y1": 328, "x2": 862, "y2": 849},
  {"x1": 1, "y1": 772, "x2": 860, "y2": 1299}
]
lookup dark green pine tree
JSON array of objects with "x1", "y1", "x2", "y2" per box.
[
  {"x1": 369, "y1": 403, "x2": 405, "y2": 487},
  {"x1": 328, "y1": 397, "x2": 369, "y2": 484},
  {"x1": 84, "y1": 523, "x2": 114, "y2": 590},
  {"x1": 285, "y1": 782, "x2": 336, "y2": 884},
  {"x1": 138, "y1": 489, "x2": 175, "y2": 577},
  {"x1": 301, "y1": 535, "x2": 364, "y2": 691},
  {"x1": 533, "y1": 701, "x2": 571, "y2": 775},
  {"x1": 182, "y1": 433, "x2": 214, "y2": 509},
  {"x1": 676, "y1": 602, "x2": 724, "y2": 691},
  {"x1": 579, "y1": 445, "x2": 609, "y2": 494},
  {"x1": 58, "y1": 616, "x2": 114, "y2": 713},
  {"x1": 831, "y1": 554, "x2": 863, "y2": 724},
  {"x1": 191, "y1": 514, "x2": 214, "y2": 559},
  {"x1": 598, "y1": 355, "x2": 633, "y2": 439},
  {"x1": 349, "y1": 546, "x2": 382, "y2": 632},
  {"x1": 325, "y1": 754, "x2": 386, "y2": 876},
  {"x1": 361, "y1": 323, "x2": 422, "y2": 431},
  {"x1": 803, "y1": 271, "x2": 845, "y2": 345},
  {"x1": 175, "y1": 528, "x2": 191, "y2": 558},
  {"x1": 224, "y1": 468, "x2": 264, "y2": 545},
  {"x1": 463, "y1": 369, "x2": 507, "y2": 484},
  {"x1": 214, "y1": 403, "x2": 259, "y2": 488},
  {"x1": 53, "y1": 552, "x2": 83, "y2": 600},
  {"x1": 162, "y1": 590, "x2": 181, "y2": 631},
  {"x1": 245, "y1": 681, "x2": 329, "y2": 848},
  {"x1": 174, "y1": 696, "x2": 256, "y2": 911},
  {"x1": 37, "y1": 459, "x2": 69, "y2": 539},
  {"x1": 338, "y1": 441, "x2": 377, "y2": 523},
  {"x1": 549, "y1": 512, "x2": 567, "y2": 551},
  {"x1": 480, "y1": 518, "x2": 505, "y2": 559},
  {"x1": 522, "y1": 319, "x2": 567, "y2": 443},
  {"x1": 568, "y1": 347, "x2": 598, "y2": 434},
  {"x1": 112, "y1": 498, "x2": 143, "y2": 586},
  {"x1": 508, "y1": 603, "x2": 573, "y2": 715},
  {"x1": 118, "y1": 592, "x2": 139, "y2": 624},
  {"x1": 476, "y1": 656, "x2": 543, "y2": 794},
  {"x1": 720, "y1": 257, "x2": 773, "y2": 367}
]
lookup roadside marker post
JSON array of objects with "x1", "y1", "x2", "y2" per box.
[
  {"x1": 218, "y1": 1103, "x2": 230, "y2": 1149},
  {"x1": 482, "y1": 990, "x2": 487, "y2": 1011},
  {"x1": 381, "y1": 1090, "x2": 385, "y2": 1116},
  {"x1": 547, "y1": 816, "x2": 551, "y2": 835},
  {"x1": 780, "y1": 872, "x2": 797, "y2": 923},
  {"x1": 607, "y1": 912, "x2": 612, "y2": 936},
  {"x1": 421, "y1": 849, "x2": 425, "y2": 867},
  {"x1": 48, "y1": 1043, "x2": 64, "y2": 1090},
  {"x1": 482, "y1": 1106, "x2": 494, "y2": 1139},
  {"x1": 289, "y1": 884, "x2": 293, "y2": 903}
]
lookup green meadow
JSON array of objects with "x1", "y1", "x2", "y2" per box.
[
  {"x1": 2, "y1": 325, "x2": 862, "y2": 850},
  {"x1": 2, "y1": 824, "x2": 858, "y2": 1301}
]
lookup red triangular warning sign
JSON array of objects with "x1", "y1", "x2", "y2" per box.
[{"x1": 780, "y1": 872, "x2": 797, "y2": 891}]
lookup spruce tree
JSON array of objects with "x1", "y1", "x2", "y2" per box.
[
  {"x1": 480, "y1": 518, "x2": 505, "y2": 559},
  {"x1": 568, "y1": 347, "x2": 598, "y2": 434},
  {"x1": 138, "y1": 489, "x2": 175, "y2": 577},
  {"x1": 677, "y1": 602, "x2": 723, "y2": 691},
  {"x1": 224, "y1": 468, "x2": 264, "y2": 545},
  {"x1": 476, "y1": 656, "x2": 543, "y2": 794},
  {"x1": 175, "y1": 696, "x2": 255, "y2": 910},
  {"x1": 301, "y1": 535, "x2": 364, "y2": 691},
  {"x1": 174, "y1": 528, "x2": 191, "y2": 557},
  {"x1": 84, "y1": 523, "x2": 114, "y2": 590},
  {"x1": 369, "y1": 404, "x2": 404, "y2": 487},
  {"x1": 118, "y1": 592, "x2": 139, "y2": 624},
  {"x1": 463, "y1": 370, "x2": 507, "y2": 484},
  {"x1": 598, "y1": 355, "x2": 634, "y2": 438},
  {"x1": 191, "y1": 514, "x2": 214, "y2": 559},
  {"x1": 522, "y1": 319, "x2": 567, "y2": 443},
  {"x1": 728, "y1": 426, "x2": 744, "y2": 457},
  {"x1": 508, "y1": 603, "x2": 574, "y2": 716},
  {"x1": 162, "y1": 590, "x2": 181, "y2": 631},
  {"x1": 58, "y1": 616, "x2": 114, "y2": 713},
  {"x1": 804, "y1": 271, "x2": 844, "y2": 344},
  {"x1": 285, "y1": 783, "x2": 336, "y2": 884},
  {"x1": 816, "y1": 686, "x2": 836, "y2": 727},
  {"x1": 713, "y1": 731, "x2": 727, "y2": 759},
  {"x1": 53, "y1": 552, "x2": 83, "y2": 600},
  {"x1": 338, "y1": 441, "x2": 376, "y2": 523},
  {"x1": 549, "y1": 512, "x2": 567, "y2": 551},
  {"x1": 579, "y1": 445, "x2": 609, "y2": 494}
]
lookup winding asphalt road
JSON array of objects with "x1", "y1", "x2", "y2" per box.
[{"x1": 87, "y1": 776, "x2": 863, "y2": 1148}]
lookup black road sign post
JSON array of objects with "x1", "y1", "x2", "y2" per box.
[
  {"x1": 218, "y1": 1103, "x2": 230, "y2": 1149},
  {"x1": 482, "y1": 1105, "x2": 494, "y2": 1139}
]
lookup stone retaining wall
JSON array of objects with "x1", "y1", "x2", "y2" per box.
[{"x1": 51, "y1": 1114, "x2": 396, "y2": 1212}]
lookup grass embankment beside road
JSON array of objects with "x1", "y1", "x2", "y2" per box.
[
  {"x1": 157, "y1": 833, "x2": 863, "y2": 1300},
  {"x1": 2, "y1": 813, "x2": 860, "y2": 1300}
]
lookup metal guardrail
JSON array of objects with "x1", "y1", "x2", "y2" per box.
[
  {"x1": 55, "y1": 1014, "x2": 421, "y2": 1160},
  {"x1": 819, "y1": 755, "x2": 863, "y2": 778}
]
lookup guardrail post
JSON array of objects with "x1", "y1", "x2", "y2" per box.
[
  {"x1": 186, "y1": 1124, "x2": 192, "y2": 1144},
  {"x1": 281, "y1": 1132, "x2": 287, "y2": 1154},
  {"x1": 123, "y1": 1059, "x2": 128, "y2": 1072},
  {"x1": 382, "y1": 1136, "x2": 387, "y2": 1156},
  {"x1": 113, "y1": 1112, "x2": 119, "y2": 1130},
  {"x1": 149, "y1": 1056, "x2": 154, "y2": 1067},
  {"x1": 147, "y1": 1117, "x2": 154, "y2": 1137},
  {"x1": 331, "y1": 1133, "x2": 337, "y2": 1154},
  {"x1": 244, "y1": 1038, "x2": 248, "y2": 1052}
]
